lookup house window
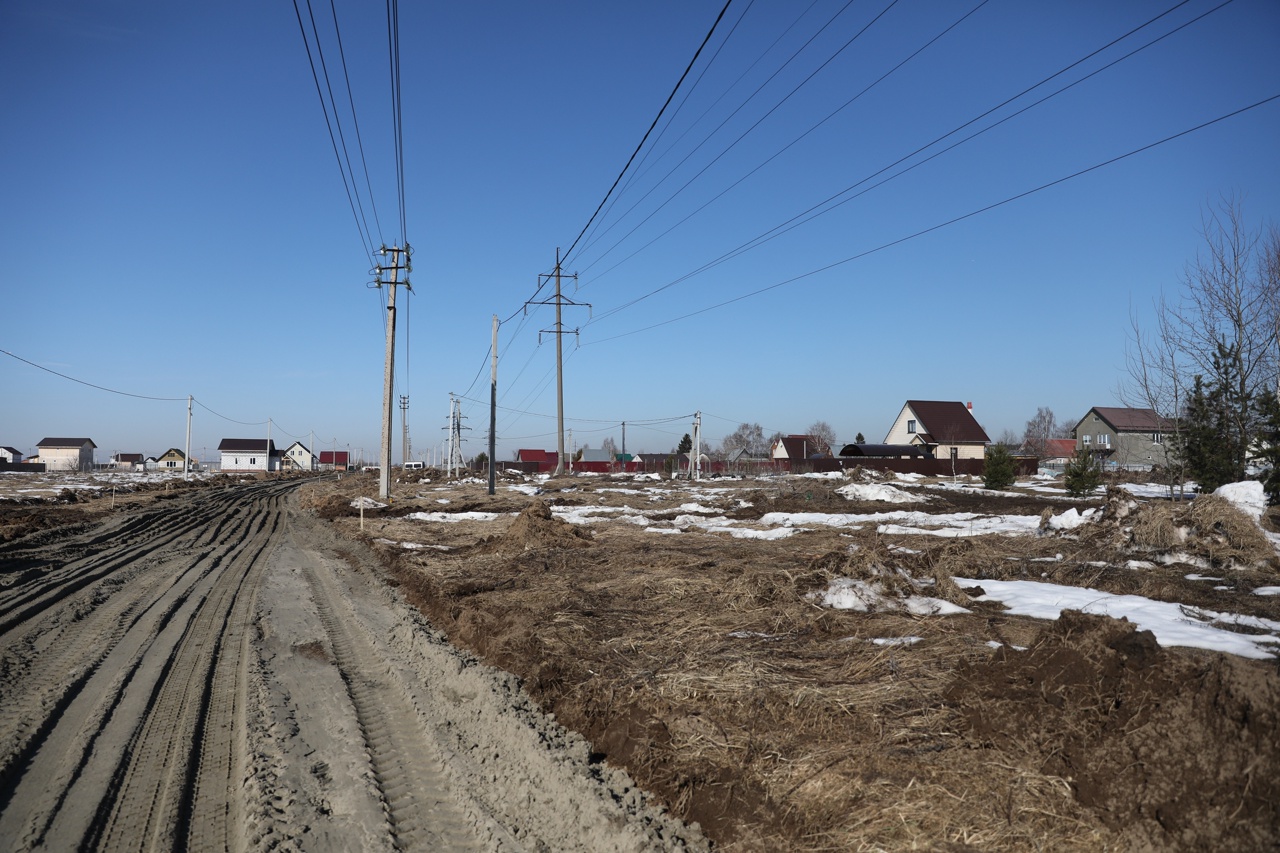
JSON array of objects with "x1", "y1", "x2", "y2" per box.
[
  {"x1": 1083, "y1": 435, "x2": 1091, "y2": 446},
  {"x1": 1100, "y1": 434, "x2": 1110, "y2": 447},
  {"x1": 1152, "y1": 432, "x2": 1162, "y2": 443},
  {"x1": 250, "y1": 457, "x2": 256, "y2": 465},
  {"x1": 907, "y1": 419, "x2": 916, "y2": 434}
]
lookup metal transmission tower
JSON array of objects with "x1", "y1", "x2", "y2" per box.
[
  {"x1": 400, "y1": 394, "x2": 411, "y2": 466},
  {"x1": 374, "y1": 245, "x2": 411, "y2": 500},
  {"x1": 529, "y1": 249, "x2": 589, "y2": 476},
  {"x1": 444, "y1": 394, "x2": 469, "y2": 477}
]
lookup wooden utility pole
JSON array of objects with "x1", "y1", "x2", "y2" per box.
[
  {"x1": 488, "y1": 314, "x2": 498, "y2": 495},
  {"x1": 530, "y1": 249, "x2": 588, "y2": 477},
  {"x1": 376, "y1": 245, "x2": 411, "y2": 500}
]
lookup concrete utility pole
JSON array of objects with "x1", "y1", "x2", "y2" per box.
[
  {"x1": 529, "y1": 249, "x2": 589, "y2": 477},
  {"x1": 376, "y1": 245, "x2": 411, "y2": 500},
  {"x1": 400, "y1": 395, "x2": 411, "y2": 467},
  {"x1": 444, "y1": 395, "x2": 468, "y2": 477},
  {"x1": 690, "y1": 411, "x2": 703, "y2": 480},
  {"x1": 184, "y1": 395, "x2": 192, "y2": 480},
  {"x1": 488, "y1": 314, "x2": 498, "y2": 496}
]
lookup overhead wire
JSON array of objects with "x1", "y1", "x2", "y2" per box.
[
  {"x1": 584, "y1": 92, "x2": 1280, "y2": 344},
  {"x1": 559, "y1": 0, "x2": 736, "y2": 268},
  {"x1": 582, "y1": 0, "x2": 1222, "y2": 328}
]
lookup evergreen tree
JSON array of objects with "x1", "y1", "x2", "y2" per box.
[
  {"x1": 855, "y1": 432, "x2": 866, "y2": 444},
  {"x1": 1173, "y1": 343, "x2": 1252, "y2": 493},
  {"x1": 1254, "y1": 391, "x2": 1280, "y2": 505},
  {"x1": 982, "y1": 444, "x2": 1017, "y2": 490},
  {"x1": 677, "y1": 434, "x2": 693, "y2": 454},
  {"x1": 1063, "y1": 448, "x2": 1103, "y2": 497}
]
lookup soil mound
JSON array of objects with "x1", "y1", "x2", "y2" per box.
[
  {"x1": 946, "y1": 610, "x2": 1280, "y2": 851},
  {"x1": 485, "y1": 500, "x2": 592, "y2": 554}
]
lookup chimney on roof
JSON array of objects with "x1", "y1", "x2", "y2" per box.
[{"x1": 967, "y1": 402, "x2": 972, "y2": 410}]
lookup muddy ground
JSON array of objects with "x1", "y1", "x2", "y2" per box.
[{"x1": 5, "y1": 469, "x2": 1279, "y2": 850}]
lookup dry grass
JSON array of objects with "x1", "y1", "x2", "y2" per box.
[{"x1": 296, "y1": 472, "x2": 1280, "y2": 852}]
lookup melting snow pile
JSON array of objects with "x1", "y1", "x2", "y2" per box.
[{"x1": 835, "y1": 482, "x2": 921, "y2": 504}]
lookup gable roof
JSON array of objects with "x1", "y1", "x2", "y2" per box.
[
  {"x1": 1043, "y1": 438, "x2": 1077, "y2": 458},
  {"x1": 113, "y1": 453, "x2": 145, "y2": 463},
  {"x1": 775, "y1": 434, "x2": 827, "y2": 460},
  {"x1": 218, "y1": 438, "x2": 277, "y2": 453},
  {"x1": 579, "y1": 448, "x2": 613, "y2": 463},
  {"x1": 36, "y1": 437, "x2": 97, "y2": 449},
  {"x1": 283, "y1": 441, "x2": 312, "y2": 454},
  {"x1": 157, "y1": 447, "x2": 187, "y2": 460},
  {"x1": 516, "y1": 449, "x2": 553, "y2": 463},
  {"x1": 1082, "y1": 407, "x2": 1173, "y2": 433},
  {"x1": 904, "y1": 401, "x2": 990, "y2": 444},
  {"x1": 1, "y1": 446, "x2": 22, "y2": 456}
]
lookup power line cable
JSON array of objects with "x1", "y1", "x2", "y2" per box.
[
  {"x1": 585, "y1": 92, "x2": 1280, "y2": 344},
  {"x1": 585, "y1": 0, "x2": 1219, "y2": 326},
  {"x1": 327, "y1": 0, "x2": 386, "y2": 243},
  {"x1": 560, "y1": 0, "x2": 736, "y2": 267},
  {"x1": 2, "y1": 349, "x2": 187, "y2": 401}
]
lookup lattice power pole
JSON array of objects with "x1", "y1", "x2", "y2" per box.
[
  {"x1": 443, "y1": 394, "x2": 468, "y2": 477},
  {"x1": 400, "y1": 394, "x2": 411, "y2": 466},
  {"x1": 529, "y1": 249, "x2": 589, "y2": 477}
]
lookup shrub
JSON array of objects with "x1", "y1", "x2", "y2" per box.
[
  {"x1": 983, "y1": 444, "x2": 1017, "y2": 490},
  {"x1": 1064, "y1": 448, "x2": 1103, "y2": 497}
]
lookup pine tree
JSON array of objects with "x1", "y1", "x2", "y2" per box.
[
  {"x1": 677, "y1": 434, "x2": 693, "y2": 454},
  {"x1": 1063, "y1": 448, "x2": 1103, "y2": 497},
  {"x1": 1254, "y1": 390, "x2": 1280, "y2": 505},
  {"x1": 855, "y1": 432, "x2": 866, "y2": 444},
  {"x1": 1173, "y1": 343, "x2": 1253, "y2": 493},
  {"x1": 983, "y1": 444, "x2": 1017, "y2": 490}
]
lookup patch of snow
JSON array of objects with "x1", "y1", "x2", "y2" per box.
[
  {"x1": 812, "y1": 577, "x2": 969, "y2": 616},
  {"x1": 953, "y1": 576, "x2": 1280, "y2": 660},
  {"x1": 872, "y1": 637, "x2": 923, "y2": 646},
  {"x1": 1213, "y1": 480, "x2": 1266, "y2": 520},
  {"x1": 350, "y1": 497, "x2": 387, "y2": 509},
  {"x1": 407, "y1": 511, "x2": 506, "y2": 523},
  {"x1": 1253, "y1": 586, "x2": 1280, "y2": 596},
  {"x1": 835, "y1": 482, "x2": 921, "y2": 503},
  {"x1": 507, "y1": 484, "x2": 542, "y2": 496}
]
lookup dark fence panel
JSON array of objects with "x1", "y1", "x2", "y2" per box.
[{"x1": 0, "y1": 462, "x2": 46, "y2": 473}]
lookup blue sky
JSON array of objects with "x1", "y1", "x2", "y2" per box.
[{"x1": 2, "y1": 0, "x2": 1278, "y2": 465}]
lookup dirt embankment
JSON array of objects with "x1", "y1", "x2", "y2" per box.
[{"x1": 307, "y1": 474, "x2": 1280, "y2": 852}]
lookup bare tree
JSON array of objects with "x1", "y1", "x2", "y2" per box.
[
  {"x1": 805, "y1": 421, "x2": 836, "y2": 457},
  {"x1": 601, "y1": 436, "x2": 619, "y2": 458},
  {"x1": 996, "y1": 428, "x2": 1021, "y2": 451},
  {"x1": 1021, "y1": 407, "x2": 1058, "y2": 458},
  {"x1": 1122, "y1": 197, "x2": 1280, "y2": 494},
  {"x1": 720, "y1": 422, "x2": 765, "y2": 457}
]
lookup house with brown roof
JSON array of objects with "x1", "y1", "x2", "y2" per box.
[
  {"x1": 36, "y1": 437, "x2": 97, "y2": 471},
  {"x1": 1073, "y1": 407, "x2": 1173, "y2": 470},
  {"x1": 0, "y1": 446, "x2": 24, "y2": 464},
  {"x1": 111, "y1": 452, "x2": 145, "y2": 470},
  {"x1": 883, "y1": 401, "x2": 989, "y2": 462},
  {"x1": 770, "y1": 434, "x2": 829, "y2": 462},
  {"x1": 218, "y1": 438, "x2": 277, "y2": 473},
  {"x1": 156, "y1": 448, "x2": 189, "y2": 471}
]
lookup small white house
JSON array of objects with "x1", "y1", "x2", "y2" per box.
[
  {"x1": 0, "y1": 446, "x2": 23, "y2": 464},
  {"x1": 218, "y1": 438, "x2": 277, "y2": 473},
  {"x1": 35, "y1": 437, "x2": 97, "y2": 471}
]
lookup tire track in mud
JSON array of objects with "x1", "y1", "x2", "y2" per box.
[
  {"x1": 300, "y1": 534, "x2": 483, "y2": 852},
  {"x1": 0, "y1": 480, "x2": 297, "y2": 853}
]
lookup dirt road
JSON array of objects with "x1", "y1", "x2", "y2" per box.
[{"x1": 0, "y1": 479, "x2": 705, "y2": 853}]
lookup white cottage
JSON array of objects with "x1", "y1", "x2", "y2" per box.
[
  {"x1": 883, "y1": 401, "x2": 989, "y2": 462},
  {"x1": 281, "y1": 441, "x2": 315, "y2": 471},
  {"x1": 217, "y1": 438, "x2": 277, "y2": 473},
  {"x1": 35, "y1": 437, "x2": 97, "y2": 471}
]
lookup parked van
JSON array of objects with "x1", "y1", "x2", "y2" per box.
[{"x1": 404, "y1": 461, "x2": 425, "y2": 470}]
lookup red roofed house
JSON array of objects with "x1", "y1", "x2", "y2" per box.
[
  {"x1": 319, "y1": 450, "x2": 350, "y2": 471},
  {"x1": 516, "y1": 448, "x2": 556, "y2": 473},
  {"x1": 884, "y1": 401, "x2": 990, "y2": 462},
  {"x1": 1073, "y1": 407, "x2": 1173, "y2": 470}
]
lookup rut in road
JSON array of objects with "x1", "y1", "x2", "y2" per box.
[
  {"x1": 0, "y1": 481, "x2": 295, "y2": 852},
  {"x1": 0, "y1": 480, "x2": 707, "y2": 853}
]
